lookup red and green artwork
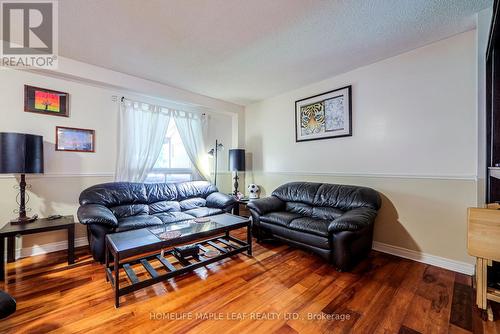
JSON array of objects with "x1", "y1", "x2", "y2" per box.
[
  {"x1": 34, "y1": 90, "x2": 61, "y2": 112},
  {"x1": 24, "y1": 85, "x2": 69, "y2": 117}
]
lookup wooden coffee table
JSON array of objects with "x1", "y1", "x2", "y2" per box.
[{"x1": 105, "y1": 213, "x2": 251, "y2": 307}]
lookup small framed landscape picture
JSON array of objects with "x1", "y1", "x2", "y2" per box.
[
  {"x1": 295, "y1": 85, "x2": 352, "y2": 142},
  {"x1": 56, "y1": 126, "x2": 95, "y2": 152},
  {"x1": 24, "y1": 85, "x2": 69, "y2": 117}
]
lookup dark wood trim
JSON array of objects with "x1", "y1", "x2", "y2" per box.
[
  {"x1": 487, "y1": 0, "x2": 500, "y2": 61},
  {"x1": 295, "y1": 85, "x2": 352, "y2": 142},
  {"x1": 55, "y1": 126, "x2": 96, "y2": 153},
  {"x1": 68, "y1": 224, "x2": 75, "y2": 264},
  {"x1": 7, "y1": 236, "x2": 15, "y2": 263},
  {"x1": 24, "y1": 85, "x2": 70, "y2": 117},
  {"x1": 487, "y1": 54, "x2": 493, "y2": 203},
  {"x1": 0, "y1": 237, "x2": 4, "y2": 280},
  {"x1": 486, "y1": 1, "x2": 500, "y2": 202}
]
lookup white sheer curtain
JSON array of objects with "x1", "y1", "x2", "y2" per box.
[
  {"x1": 174, "y1": 111, "x2": 210, "y2": 181},
  {"x1": 115, "y1": 101, "x2": 170, "y2": 182}
]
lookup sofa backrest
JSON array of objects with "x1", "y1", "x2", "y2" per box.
[
  {"x1": 272, "y1": 182, "x2": 381, "y2": 213},
  {"x1": 80, "y1": 181, "x2": 218, "y2": 209}
]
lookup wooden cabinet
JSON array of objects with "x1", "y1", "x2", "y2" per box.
[{"x1": 487, "y1": 0, "x2": 500, "y2": 202}]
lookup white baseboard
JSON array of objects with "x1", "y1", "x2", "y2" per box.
[
  {"x1": 13, "y1": 237, "x2": 474, "y2": 275},
  {"x1": 372, "y1": 241, "x2": 474, "y2": 275},
  {"x1": 15, "y1": 237, "x2": 89, "y2": 259}
]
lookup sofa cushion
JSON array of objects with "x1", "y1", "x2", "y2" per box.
[
  {"x1": 312, "y1": 206, "x2": 344, "y2": 220},
  {"x1": 79, "y1": 182, "x2": 147, "y2": 206},
  {"x1": 153, "y1": 212, "x2": 194, "y2": 224},
  {"x1": 271, "y1": 182, "x2": 381, "y2": 211},
  {"x1": 116, "y1": 215, "x2": 163, "y2": 232},
  {"x1": 272, "y1": 182, "x2": 321, "y2": 206},
  {"x1": 175, "y1": 181, "x2": 218, "y2": 201},
  {"x1": 260, "y1": 221, "x2": 330, "y2": 249},
  {"x1": 259, "y1": 211, "x2": 303, "y2": 228},
  {"x1": 180, "y1": 197, "x2": 206, "y2": 211},
  {"x1": 149, "y1": 200, "x2": 181, "y2": 214},
  {"x1": 109, "y1": 204, "x2": 149, "y2": 218},
  {"x1": 286, "y1": 202, "x2": 313, "y2": 216},
  {"x1": 184, "y1": 207, "x2": 222, "y2": 218},
  {"x1": 313, "y1": 183, "x2": 381, "y2": 211},
  {"x1": 144, "y1": 183, "x2": 178, "y2": 203},
  {"x1": 289, "y1": 217, "x2": 331, "y2": 237}
]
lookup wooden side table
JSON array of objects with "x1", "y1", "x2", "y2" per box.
[
  {"x1": 0, "y1": 215, "x2": 75, "y2": 281},
  {"x1": 468, "y1": 207, "x2": 500, "y2": 321},
  {"x1": 233, "y1": 198, "x2": 251, "y2": 218}
]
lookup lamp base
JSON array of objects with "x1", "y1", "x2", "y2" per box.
[
  {"x1": 10, "y1": 215, "x2": 37, "y2": 225},
  {"x1": 233, "y1": 172, "x2": 239, "y2": 196}
]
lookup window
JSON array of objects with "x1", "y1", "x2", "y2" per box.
[{"x1": 145, "y1": 121, "x2": 193, "y2": 183}]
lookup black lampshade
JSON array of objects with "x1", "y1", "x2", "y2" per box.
[
  {"x1": 0, "y1": 133, "x2": 44, "y2": 174},
  {"x1": 229, "y1": 149, "x2": 245, "y2": 172}
]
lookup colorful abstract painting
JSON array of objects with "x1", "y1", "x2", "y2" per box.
[
  {"x1": 295, "y1": 86, "x2": 352, "y2": 142},
  {"x1": 34, "y1": 90, "x2": 61, "y2": 112},
  {"x1": 24, "y1": 85, "x2": 69, "y2": 117}
]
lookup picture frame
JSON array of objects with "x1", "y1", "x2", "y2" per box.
[
  {"x1": 55, "y1": 126, "x2": 95, "y2": 152},
  {"x1": 295, "y1": 85, "x2": 352, "y2": 142},
  {"x1": 24, "y1": 85, "x2": 69, "y2": 117}
]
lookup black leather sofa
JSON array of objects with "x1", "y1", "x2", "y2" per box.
[
  {"x1": 78, "y1": 181, "x2": 235, "y2": 262},
  {"x1": 247, "y1": 182, "x2": 381, "y2": 271}
]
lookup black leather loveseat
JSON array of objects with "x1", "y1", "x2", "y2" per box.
[
  {"x1": 247, "y1": 182, "x2": 381, "y2": 271},
  {"x1": 78, "y1": 181, "x2": 235, "y2": 262}
]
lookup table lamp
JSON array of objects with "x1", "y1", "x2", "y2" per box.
[
  {"x1": 229, "y1": 149, "x2": 245, "y2": 196},
  {"x1": 0, "y1": 133, "x2": 44, "y2": 224}
]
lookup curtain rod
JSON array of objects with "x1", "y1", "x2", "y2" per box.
[
  {"x1": 113, "y1": 95, "x2": 207, "y2": 116},
  {"x1": 115, "y1": 95, "x2": 207, "y2": 117}
]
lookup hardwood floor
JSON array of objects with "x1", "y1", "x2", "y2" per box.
[{"x1": 0, "y1": 230, "x2": 499, "y2": 334}]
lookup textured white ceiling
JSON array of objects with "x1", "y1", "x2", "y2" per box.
[{"x1": 59, "y1": 0, "x2": 492, "y2": 106}]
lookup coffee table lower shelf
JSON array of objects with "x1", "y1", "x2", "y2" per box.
[{"x1": 105, "y1": 234, "x2": 251, "y2": 307}]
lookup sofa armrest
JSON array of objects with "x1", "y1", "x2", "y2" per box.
[
  {"x1": 77, "y1": 204, "x2": 118, "y2": 228},
  {"x1": 247, "y1": 196, "x2": 285, "y2": 216},
  {"x1": 0, "y1": 290, "x2": 16, "y2": 319},
  {"x1": 206, "y1": 192, "x2": 235, "y2": 210},
  {"x1": 328, "y1": 207, "x2": 378, "y2": 233}
]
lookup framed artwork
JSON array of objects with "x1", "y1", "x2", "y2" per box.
[
  {"x1": 56, "y1": 126, "x2": 95, "y2": 152},
  {"x1": 295, "y1": 85, "x2": 352, "y2": 142},
  {"x1": 24, "y1": 85, "x2": 69, "y2": 117}
]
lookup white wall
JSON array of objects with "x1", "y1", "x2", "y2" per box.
[
  {"x1": 0, "y1": 69, "x2": 119, "y2": 176},
  {"x1": 244, "y1": 31, "x2": 478, "y2": 268},
  {"x1": 246, "y1": 31, "x2": 476, "y2": 178},
  {"x1": 0, "y1": 66, "x2": 237, "y2": 256}
]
